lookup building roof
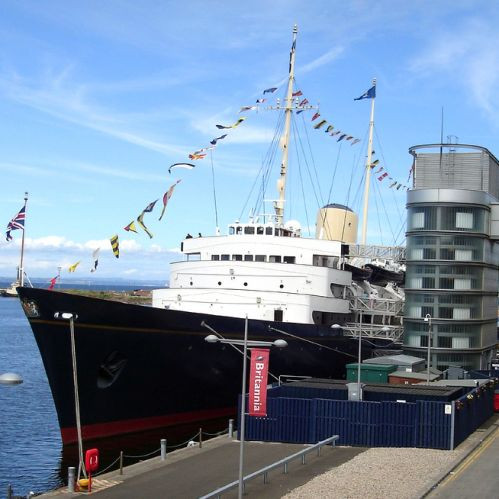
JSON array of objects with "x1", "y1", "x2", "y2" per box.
[
  {"x1": 389, "y1": 371, "x2": 440, "y2": 381},
  {"x1": 363, "y1": 354, "x2": 425, "y2": 366}
]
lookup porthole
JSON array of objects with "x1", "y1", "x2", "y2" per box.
[
  {"x1": 279, "y1": 284, "x2": 284, "y2": 289},
  {"x1": 218, "y1": 281, "x2": 222, "y2": 286},
  {"x1": 244, "y1": 282, "x2": 248, "y2": 286}
]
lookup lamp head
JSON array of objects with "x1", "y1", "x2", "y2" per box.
[
  {"x1": 331, "y1": 323, "x2": 342, "y2": 330},
  {"x1": 272, "y1": 339, "x2": 288, "y2": 348},
  {"x1": 204, "y1": 334, "x2": 219, "y2": 343}
]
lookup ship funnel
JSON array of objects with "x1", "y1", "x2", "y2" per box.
[{"x1": 315, "y1": 203, "x2": 358, "y2": 243}]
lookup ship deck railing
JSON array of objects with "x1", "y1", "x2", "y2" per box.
[
  {"x1": 199, "y1": 435, "x2": 339, "y2": 499},
  {"x1": 347, "y1": 244, "x2": 405, "y2": 261},
  {"x1": 342, "y1": 323, "x2": 404, "y2": 342},
  {"x1": 350, "y1": 296, "x2": 404, "y2": 316}
]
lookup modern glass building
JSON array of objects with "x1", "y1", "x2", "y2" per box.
[{"x1": 404, "y1": 144, "x2": 499, "y2": 370}]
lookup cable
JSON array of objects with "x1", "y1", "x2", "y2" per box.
[{"x1": 210, "y1": 150, "x2": 219, "y2": 229}]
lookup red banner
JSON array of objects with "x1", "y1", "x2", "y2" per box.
[{"x1": 248, "y1": 348, "x2": 270, "y2": 417}]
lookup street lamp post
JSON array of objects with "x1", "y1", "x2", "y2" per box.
[
  {"x1": 204, "y1": 316, "x2": 287, "y2": 499},
  {"x1": 54, "y1": 312, "x2": 86, "y2": 481},
  {"x1": 424, "y1": 314, "x2": 432, "y2": 383}
]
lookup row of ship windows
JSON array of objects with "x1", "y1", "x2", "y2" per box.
[{"x1": 211, "y1": 254, "x2": 296, "y2": 263}]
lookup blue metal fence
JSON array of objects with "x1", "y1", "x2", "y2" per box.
[{"x1": 241, "y1": 383, "x2": 495, "y2": 450}]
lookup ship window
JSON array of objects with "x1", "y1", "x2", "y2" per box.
[
  {"x1": 244, "y1": 226, "x2": 255, "y2": 235},
  {"x1": 187, "y1": 253, "x2": 200, "y2": 261},
  {"x1": 283, "y1": 256, "x2": 295, "y2": 264},
  {"x1": 244, "y1": 255, "x2": 254, "y2": 261},
  {"x1": 229, "y1": 226, "x2": 235, "y2": 235},
  {"x1": 257, "y1": 226, "x2": 264, "y2": 235},
  {"x1": 236, "y1": 226, "x2": 243, "y2": 235},
  {"x1": 232, "y1": 254, "x2": 242, "y2": 261},
  {"x1": 221, "y1": 254, "x2": 230, "y2": 261},
  {"x1": 211, "y1": 255, "x2": 220, "y2": 261},
  {"x1": 265, "y1": 227, "x2": 273, "y2": 235},
  {"x1": 274, "y1": 309, "x2": 283, "y2": 321},
  {"x1": 255, "y1": 255, "x2": 266, "y2": 262},
  {"x1": 269, "y1": 255, "x2": 281, "y2": 263}
]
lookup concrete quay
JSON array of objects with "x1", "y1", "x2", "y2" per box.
[{"x1": 39, "y1": 414, "x2": 498, "y2": 499}]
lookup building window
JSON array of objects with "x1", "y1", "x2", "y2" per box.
[
  {"x1": 438, "y1": 336, "x2": 452, "y2": 348},
  {"x1": 412, "y1": 211, "x2": 425, "y2": 229},
  {"x1": 455, "y1": 211, "x2": 473, "y2": 230}
]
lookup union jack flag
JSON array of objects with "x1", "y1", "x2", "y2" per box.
[{"x1": 6, "y1": 206, "x2": 25, "y2": 241}]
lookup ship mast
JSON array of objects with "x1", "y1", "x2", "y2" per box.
[
  {"x1": 18, "y1": 191, "x2": 28, "y2": 287},
  {"x1": 274, "y1": 25, "x2": 297, "y2": 226},
  {"x1": 360, "y1": 78, "x2": 376, "y2": 245}
]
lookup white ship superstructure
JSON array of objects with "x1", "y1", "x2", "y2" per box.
[{"x1": 153, "y1": 222, "x2": 351, "y2": 324}]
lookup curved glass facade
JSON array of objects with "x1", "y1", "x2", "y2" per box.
[
  {"x1": 407, "y1": 206, "x2": 489, "y2": 233},
  {"x1": 405, "y1": 193, "x2": 497, "y2": 371}
]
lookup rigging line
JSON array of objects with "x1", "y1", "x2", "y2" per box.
[
  {"x1": 373, "y1": 171, "x2": 399, "y2": 245},
  {"x1": 373, "y1": 126, "x2": 405, "y2": 229},
  {"x1": 268, "y1": 326, "x2": 358, "y2": 360},
  {"x1": 316, "y1": 142, "x2": 344, "y2": 242},
  {"x1": 210, "y1": 150, "x2": 219, "y2": 229},
  {"x1": 238, "y1": 110, "x2": 283, "y2": 221},
  {"x1": 250, "y1": 110, "x2": 285, "y2": 219},
  {"x1": 340, "y1": 152, "x2": 365, "y2": 243},
  {"x1": 295, "y1": 94, "x2": 324, "y2": 205},
  {"x1": 372, "y1": 180, "x2": 385, "y2": 246},
  {"x1": 260, "y1": 111, "x2": 285, "y2": 214},
  {"x1": 291, "y1": 121, "x2": 311, "y2": 236},
  {"x1": 292, "y1": 119, "x2": 323, "y2": 219},
  {"x1": 201, "y1": 321, "x2": 279, "y2": 381}
]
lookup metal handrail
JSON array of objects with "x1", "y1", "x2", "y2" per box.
[{"x1": 199, "y1": 435, "x2": 339, "y2": 499}]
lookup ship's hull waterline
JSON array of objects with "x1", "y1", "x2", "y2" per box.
[{"x1": 18, "y1": 286, "x2": 361, "y2": 444}]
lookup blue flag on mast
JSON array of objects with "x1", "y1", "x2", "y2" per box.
[{"x1": 354, "y1": 85, "x2": 376, "y2": 100}]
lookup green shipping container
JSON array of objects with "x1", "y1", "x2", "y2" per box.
[{"x1": 346, "y1": 363, "x2": 397, "y2": 383}]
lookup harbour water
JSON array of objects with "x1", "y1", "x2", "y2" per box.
[{"x1": 0, "y1": 282, "x2": 231, "y2": 496}]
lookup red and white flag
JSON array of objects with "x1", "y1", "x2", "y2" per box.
[{"x1": 248, "y1": 348, "x2": 270, "y2": 417}]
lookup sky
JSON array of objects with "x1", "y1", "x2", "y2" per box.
[{"x1": 1, "y1": 0, "x2": 499, "y2": 282}]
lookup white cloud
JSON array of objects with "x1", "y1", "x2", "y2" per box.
[{"x1": 408, "y1": 18, "x2": 499, "y2": 118}]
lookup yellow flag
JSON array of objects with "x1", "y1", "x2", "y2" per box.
[{"x1": 68, "y1": 261, "x2": 81, "y2": 273}]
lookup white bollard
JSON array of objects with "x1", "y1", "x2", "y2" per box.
[
  {"x1": 228, "y1": 418, "x2": 234, "y2": 438},
  {"x1": 161, "y1": 439, "x2": 167, "y2": 460},
  {"x1": 68, "y1": 467, "x2": 76, "y2": 492}
]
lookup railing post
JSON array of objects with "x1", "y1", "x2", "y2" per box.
[
  {"x1": 119, "y1": 451, "x2": 124, "y2": 475},
  {"x1": 228, "y1": 418, "x2": 234, "y2": 438},
  {"x1": 161, "y1": 439, "x2": 167, "y2": 460},
  {"x1": 68, "y1": 466, "x2": 75, "y2": 492},
  {"x1": 7, "y1": 484, "x2": 12, "y2": 499},
  {"x1": 199, "y1": 428, "x2": 203, "y2": 448},
  {"x1": 284, "y1": 462, "x2": 288, "y2": 474}
]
